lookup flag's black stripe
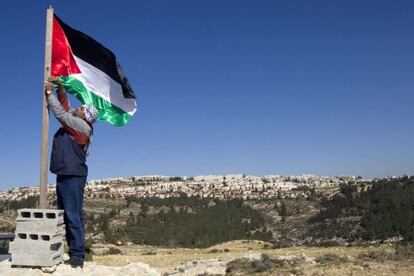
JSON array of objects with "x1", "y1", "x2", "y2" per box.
[{"x1": 55, "y1": 15, "x2": 135, "y2": 99}]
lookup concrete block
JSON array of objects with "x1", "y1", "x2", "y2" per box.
[
  {"x1": 11, "y1": 250, "x2": 62, "y2": 267},
  {"x1": 12, "y1": 232, "x2": 63, "y2": 244},
  {"x1": 16, "y1": 220, "x2": 65, "y2": 235},
  {"x1": 11, "y1": 209, "x2": 65, "y2": 267},
  {"x1": 9, "y1": 241, "x2": 63, "y2": 256},
  {"x1": 17, "y1": 209, "x2": 64, "y2": 221},
  {"x1": 9, "y1": 236, "x2": 63, "y2": 254},
  {"x1": 9, "y1": 236, "x2": 64, "y2": 266}
]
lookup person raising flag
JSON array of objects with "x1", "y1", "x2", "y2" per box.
[
  {"x1": 40, "y1": 12, "x2": 136, "y2": 268},
  {"x1": 45, "y1": 76, "x2": 97, "y2": 268}
]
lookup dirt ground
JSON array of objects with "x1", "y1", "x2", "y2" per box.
[{"x1": 93, "y1": 240, "x2": 414, "y2": 275}]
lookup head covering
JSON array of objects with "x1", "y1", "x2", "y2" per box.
[{"x1": 82, "y1": 104, "x2": 98, "y2": 124}]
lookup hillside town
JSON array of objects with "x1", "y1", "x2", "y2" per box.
[{"x1": 0, "y1": 174, "x2": 363, "y2": 201}]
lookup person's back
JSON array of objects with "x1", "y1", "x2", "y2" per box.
[
  {"x1": 45, "y1": 76, "x2": 98, "y2": 268},
  {"x1": 50, "y1": 126, "x2": 88, "y2": 176}
]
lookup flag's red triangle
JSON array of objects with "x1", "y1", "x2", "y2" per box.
[{"x1": 51, "y1": 16, "x2": 81, "y2": 76}]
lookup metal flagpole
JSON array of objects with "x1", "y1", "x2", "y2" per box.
[{"x1": 39, "y1": 6, "x2": 54, "y2": 209}]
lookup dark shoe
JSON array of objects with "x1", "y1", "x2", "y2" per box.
[{"x1": 68, "y1": 256, "x2": 84, "y2": 268}]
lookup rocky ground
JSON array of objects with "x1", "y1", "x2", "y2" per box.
[
  {"x1": 1, "y1": 240, "x2": 413, "y2": 275},
  {"x1": 94, "y1": 240, "x2": 414, "y2": 275},
  {"x1": 0, "y1": 260, "x2": 159, "y2": 276}
]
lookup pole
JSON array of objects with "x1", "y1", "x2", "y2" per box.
[{"x1": 39, "y1": 6, "x2": 54, "y2": 209}]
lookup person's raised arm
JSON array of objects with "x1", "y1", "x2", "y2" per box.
[
  {"x1": 47, "y1": 76, "x2": 70, "y2": 111},
  {"x1": 44, "y1": 80, "x2": 72, "y2": 126},
  {"x1": 44, "y1": 81, "x2": 92, "y2": 144}
]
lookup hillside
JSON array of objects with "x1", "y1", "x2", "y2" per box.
[{"x1": 0, "y1": 176, "x2": 413, "y2": 248}]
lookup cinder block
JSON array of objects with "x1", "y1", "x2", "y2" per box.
[
  {"x1": 9, "y1": 236, "x2": 63, "y2": 254},
  {"x1": 11, "y1": 209, "x2": 65, "y2": 267},
  {"x1": 12, "y1": 232, "x2": 63, "y2": 243},
  {"x1": 12, "y1": 251, "x2": 62, "y2": 267},
  {"x1": 16, "y1": 220, "x2": 65, "y2": 235},
  {"x1": 17, "y1": 209, "x2": 64, "y2": 221},
  {"x1": 10, "y1": 241, "x2": 63, "y2": 256},
  {"x1": 10, "y1": 239, "x2": 64, "y2": 266}
]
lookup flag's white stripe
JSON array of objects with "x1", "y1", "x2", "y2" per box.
[{"x1": 72, "y1": 56, "x2": 137, "y2": 116}]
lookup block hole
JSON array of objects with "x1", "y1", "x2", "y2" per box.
[
  {"x1": 21, "y1": 212, "x2": 30, "y2": 218},
  {"x1": 46, "y1": 213, "x2": 56, "y2": 219},
  {"x1": 50, "y1": 242, "x2": 62, "y2": 251},
  {"x1": 30, "y1": 234, "x2": 39, "y2": 240},
  {"x1": 18, "y1": 233, "x2": 27, "y2": 239},
  {"x1": 41, "y1": 235, "x2": 50, "y2": 241},
  {"x1": 33, "y1": 212, "x2": 44, "y2": 218}
]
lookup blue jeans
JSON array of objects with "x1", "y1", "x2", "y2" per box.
[{"x1": 56, "y1": 175, "x2": 86, "y2": 260}]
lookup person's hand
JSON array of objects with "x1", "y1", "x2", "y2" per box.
[
  {"x1": 47, "y1": 76, "x2": 61, "y2": 85},
  {"x1": 44, "y1": 81, "x2": 53, "y2": 93}
]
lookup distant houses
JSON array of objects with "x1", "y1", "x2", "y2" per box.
[{"x1": 0, "y1": 174, "x2": 361, "y2": 201}]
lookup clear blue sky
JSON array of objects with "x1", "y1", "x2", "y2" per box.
[{"x1": 0, "y1": 1, "x2": 413, "y2": 189}]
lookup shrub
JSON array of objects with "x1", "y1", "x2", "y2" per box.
[
  {"x1": 315, "y1": 253, "x2": 348, "y2": 265},
  {"x1": 395, "y1": 243, "x2": 414, "y2": 260},
  {"x1": 319, "y1": 240, "x2": 343, "y2": 247},
  {"x1": 357, "y1": 251, "x2": 393, "y2": 262},
  {"x1": 108, "y1": 247, "x2": 122, "y2": 255},
  {"x1": 290, "y1": 268, "x2": 305, "y2": 276},
  {"x1": 85, "y1": 239, "x2": 93, "y2": 261},
  {"x1": 271, "y1": 241, "x2": 294, "y2": 249},
  {"x1": 142, "y1": 250, "x2": 157, "y2": 255},
  {"x1": 226, "y1": 258, "x2": 258, "y2": 274},
  {"x1": 225, "y1": 254, "x2": 300, "y2": 274}
]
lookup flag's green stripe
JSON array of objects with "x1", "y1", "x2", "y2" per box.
[{"x1": 58, "y1": 76, "x2": 131, "y2": 127}]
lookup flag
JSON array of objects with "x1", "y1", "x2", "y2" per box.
[{"x1": 51, "y1": 15, "x2": 137, "y2": 126}]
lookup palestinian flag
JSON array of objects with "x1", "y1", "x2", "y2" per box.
[{"x1": 51, "y1": 15, "x2": 137, "y2": 126}]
